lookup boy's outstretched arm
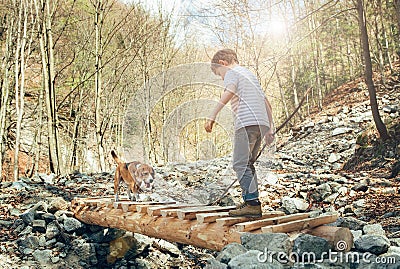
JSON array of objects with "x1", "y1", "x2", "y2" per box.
[{"x1": 204, "y1": 87, "x2": 235, "y2": 133}]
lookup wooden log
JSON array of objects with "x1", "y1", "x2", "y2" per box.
[
  {"x1": 261, "y1": 213, "x2": 339, "y2": 233},
  {"x1": 216, "y1": 211, "x2": 285, "y2": 226},
  {"x1": 72, "y1": 198, "x2": 242, "y2": 251},
  {"x1": 307, "y1": 225, "x2": 353, "y2": 252},
  {"x1": 235, "y1": 213, "x2": 310, "y2": 232},
  {"x1": 177, "y1": 206, "x2": 236, "y2": 220}
]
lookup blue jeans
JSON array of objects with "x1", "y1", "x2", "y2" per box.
[{"x1": 233, "y1": 125, "x2": 267, "y2": 201}]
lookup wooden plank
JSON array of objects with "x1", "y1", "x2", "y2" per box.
[
  {"x1": 113, "y1": 201, "x2": 174, "y2": 212},
  {"x1": 261, "y1": 213, "x2": 339, "y2": 233},
  {"x1": 135, "y1": 202, "x2": 176, "y2": 213},
  {"x1": 235, "y1": 213, "x2": 309, "y2": 232},
  {"x1": 196, "y1": 212, "x2": 230, "y2": 224},
  {"x1": 177, "y1": 206, "x2": 236, "y2": 220},
  {"x1": 148, "y1": 204, "x2": 205, "y2": 216},
  {"x1": 161, "y1": 206, "x2": 223, "y2": 218},
  {"x1": 216, "y1": 211, "x2": 285, "y2": 226}
]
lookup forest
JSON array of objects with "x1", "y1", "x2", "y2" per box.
[{"x1": 0, "y1": 0, "x2": 399, "y2": 180}]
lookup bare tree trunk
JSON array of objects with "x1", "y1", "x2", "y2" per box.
[
  {"x1": 372, "y1": 1, "x2": 386, "y2": 84},
  {"x1": 356, "y1": 0, "x2": 389, "y2": 140},
  {"x1": 34, "y1": 0, "x2": 63, "y2": 175},
  {"x1": 346, "y1": 41, "x2": 354, "y2": 79},
  {"x1": 69, "y1": 85, "x2": 83, "y2": 171},
  {"x1": 0, "y1": 13, "x2": 14, "y2": 181},
  {"x1": 13, "y1": 0, "x2": 27, "y2": 182},
  {"x1": 33, "y1": 82, "x2": 44, "y2": 176},
  {"x1": 377, "y1": 0, "x2": 393, "y2": 72},
  {"x1": 394, "y1": 0, "x2": 400, "y2": 42},
  {"x1": 94, "y1": 0, "x2": 106, "y2": 171},
  {"x1": 306, "y1": 1, "x2": 322, "y2": 110}
]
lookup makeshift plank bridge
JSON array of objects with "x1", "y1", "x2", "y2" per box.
[{"x1": 71, "y1": 197, "x2": 341, "y2": 251}]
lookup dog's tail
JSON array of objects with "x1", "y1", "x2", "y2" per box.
[{"x1": 111, "y1": 150, "x2": 122, "y2": 164}]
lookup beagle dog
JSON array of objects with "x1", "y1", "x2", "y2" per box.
[{"x1": 111, "y1": 150, "x2": 155, "y2": 202}]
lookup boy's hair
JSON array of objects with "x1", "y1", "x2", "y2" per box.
[{"x1": 211, "y1": 49, "x2": 239, "y2": 67}]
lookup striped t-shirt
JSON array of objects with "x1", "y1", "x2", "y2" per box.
[{"x1": 224, "y1": 65, "x2": 270, "y2": 130}]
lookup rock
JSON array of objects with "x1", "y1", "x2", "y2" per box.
[
  {"x1": 32, "y1": 219, "x2": 46, "y2": 233},
  {"x1": 63, "y1": 217, "x2": 83, "y2": 233},
  {"x1": 19, "y1": 209, "x2": 35, "y2": 225},
  {"x1": 8, "y1": 208, "x2": 22, "y2": 217},
  {"x1": 42, "y1": 213, "x2": 56, "y2": 224},
  {"x1": 292, "y1": 234, "x2": 330, "y2": 262},
  {"x1": 22, "y1": 248, "x2": 34, "y2": 255},
  {"x1": 241, "y1": 233, "x2": 291, "y2": 254},
  {"x1": 216, "y1": 243, "x2": 247, "y2": 264},
  {"x1": 17, "y1": 235, "x2": 40, "y2": 250},
  {"x1": 0, "y1": 220, "x2": 14, "y2": 228},
  {"x1": 328, "y1": 153, "x2": 341, "y2": 163},
  {"x1": 10, "y1": 181, "x2": 28, "y2": 190},
  {"x1": 332, "y1": 127, "x2": 353, "y2": 136},
  {"x1": 335, "y1": 217, "x2": 367, "y2": 231},
  {"x1": 352, "y1": 183, "x2": 369, "y2": 192},
  {"x1": 204, "y1": 258, "x2": 228, "y2": 269},
  {"x1": 311, "y1": 183, "x2": 332, "y2": 202},
  {"x1": 71, "y1": 239, "x2": 98, "y2": 266},
  {"x1": 46, "y1": 221, "x2": 60, "y2": 240},
  {"x1": 281, "y1": 197, "x2": 309, "y2": 213},
  {"x1": 383, "y1": 105, "x2": 396, "y2": 113},
  {"x1": 88, "y1": 228, "x2": 126, "y2": 243},
  {"x1": 32, "y1": 249, "x2": 52, "y2": 264},
  {"x1": 48, "y1": 197, "x2": 69, "y2": 213},
  {"x1": 152, "y1": 239, "x2": 180, "y2": 258},
  {"x1": 351, "y1": 230, "x2": 363, "y2": 245},
  {"x1": 107, "y1": 235, "x2": 138, "y2": 264},
  {"x1": 354, "y1": 235, "x2": 390, "y2": 255},
  {"x1": 352, "y1": 199, "x2": 366, "y2": 208},
  {"x1": 228, "y1": 250, "x2": 284, "y2": 269},
  {"x1": 20, "y1": 201, "x2": 48, "y2": 225},
  {"x1": 390, "y1": 238, "x2": 400, "y2": 247},
  {"x1": 363, "y1": 224, "x2": 386, "y2": 236},
  {"x1": 18, "y1": 225, "x2": 32, "y2": 236},
  {"x1": 54, "y1": 210, "x2": 74, "y2": 220}
]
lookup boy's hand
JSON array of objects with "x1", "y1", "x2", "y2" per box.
[
  {"x1": 264, "y1": 129, "x2": 275, "y2": 145},
  {"x1": 204, "y1": 119, "x2": 215, "y2": 133}
]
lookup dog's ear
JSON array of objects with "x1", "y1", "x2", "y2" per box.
[{"x1": 151, "y1": 167, "x2": 155, "y2": 179}]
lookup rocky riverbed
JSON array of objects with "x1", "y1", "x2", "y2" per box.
[{"x1": 0, "y1": 76, "x2": 399, "y2": 268}]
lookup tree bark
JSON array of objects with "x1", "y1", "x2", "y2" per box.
[
  {"x1": 13, "y1": 0, "x2": 26, "y2": 181},
  {"x1": 0, "y1": 11, "x2": 13, "y2": 181},
  {"x1": 394, "y1": 0, "x2": 400, "y2": 42},
  {"x1": 94, "y1": 0, "x2": 106, "y2": 171},
  {"x1": 34, "y1": 0, "x2": 63, "y2": 174},
  {"x1": 356, "y1": 0, "x2": 389, "y2": 140}
]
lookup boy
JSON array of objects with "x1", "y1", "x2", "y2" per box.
[{"x1": 205, "y1": 49, "x2": 274, "y2": 217}]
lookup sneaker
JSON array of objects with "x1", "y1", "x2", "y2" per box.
[{"x1": 228, "y1": 201, "x2": 262, "y2": 218}]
